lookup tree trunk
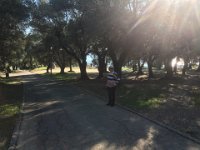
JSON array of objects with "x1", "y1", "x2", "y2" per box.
[
  {"x1": 182, "y1": 58, "x2": 189, "y2": 76},
  {"x1": 69, "y1": 58, "x2": 73, "y2": 72},
  {"x1": 5, "y1": 67, "x2": 10, "y2": 78},
  {"x1": 29, "y1": 55, "x2": 33, "y2": 69},
  {"x1": 78, "y1": 58, "x2": 89, "y2": 80},
  {"x1": 109, "y1": 48, "x2": 127, "y2": 78},
  {"x1": 105, "y1": 59, "x2": 108, "y2": 72},
  {"x1": 137, "y1": 60, "x2": 144, "y2": 75},
  {"x1": 60, "y1": 66, "x2": 65, "y2": 74},
  {"x1": 157, "y1": 63, "x2": 162, "y2": 70},
  {"x1": 98, "y1": 62, "x2": 104, "y2": 79},
  {"x1": 113, "y1": 61, "x2": 122, "y2": 78},
  {"x1": 6, "y1": 72, "x2": 9, "y2": 78},
  {"x1": 97, "y1": 55, "x2": 106, "y2": 78},
  {"x1": 182, "y1": 66, "x2": 186, "y2": 76},
  {"x1": 197, "y1": 59, "x2": 200, "y2": 71},
  {"x1": 13, "y1": 66, "x2": 16, "y2": 70},
  {"x1": 103, "y1": 63, "x2": 107, "y2": 73},
  {"x1": 188, "y1": 63, "x2": 192, "y2": 70},
  {"x1": 174, "y1": 63, "x2": 177, "y2": 74},
  {"x1": 165, "y1": 59, "x2": 173, "y2": 78},
  {"x1": 147, "y1": 61, "x2": 154, "y2": 78},
  {"x1": 46, "y1": 63, "x2": 51, "y2": 73},
  {"x1": 132, "y1": 63, "x2": 137, "y2": 72}
]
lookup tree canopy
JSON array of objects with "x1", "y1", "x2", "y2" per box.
[{"x1": 1, "y1": 0, "x2": 200, "y2": 79}]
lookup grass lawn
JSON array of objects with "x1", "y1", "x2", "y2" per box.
[
  {"x1": 0, "y1": 78, "x2": 23, "y2": 150},
  {"x1": 41, "y1": 72, "x2": 79, "y2": 81}
]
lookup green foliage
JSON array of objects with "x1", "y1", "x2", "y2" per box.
[
  {"x1": 0, "y1": 0, "x2": 29, "y2": 72},
  {"x1": 2, "y1": 0, "x2": 200, "y2": 78}
]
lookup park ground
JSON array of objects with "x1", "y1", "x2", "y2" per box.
[
  {"x1": 0, "y1": 77, "x2": 23, "y2": 149},
  {"x1": 0, "y1": 67, "x2": 200, "y2": 149},
  {"x1": 32, "y1": 66, "x2": 200, "y2": 140}
]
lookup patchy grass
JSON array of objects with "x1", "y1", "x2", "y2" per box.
[
  {"x1": 41, "y1": 72, "x2": 79, "y2": 81},
  {"x1": 41, "y1": 71, "x2": 99, "y2": 81},
  {"x1": 0, "y1": 79, "x2": 23, "y2": 150},
  {"x1": 122, "y1": 67, "x2": 133, "y2": 72},
  {"x1": 76, "y1": 79, "x2": 166, "y2": 109},
  {"x1": 0, "y1": 104, "x2": 20, "y2": 117},
  {"x1": 189, "y1": 91, "x2": 200, "y2": 106},
  {"x1": 30, "y1": 67, "x2": 47, "y2": 74},
  {"x1": 32, "y1": 66, "x2": 47, "y2": 71},
  {"x1": 193, "y1": 96, "x2": 200, "y2": 106},
  {"x1": 118, "y1": 83, "x2": 166, "y2": 109},
  {"x1": 0, "y1": 77, "x2": 21, "y2": 85}
]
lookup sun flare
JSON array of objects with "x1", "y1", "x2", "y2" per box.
[{"x1": 129, "y1": 0, "x2": 200, "y2": 34}]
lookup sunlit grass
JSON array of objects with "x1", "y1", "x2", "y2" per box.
[
  {"x1": 76, "y1": 79, "x2": 166, "y2": 109},
  {"x1": 118, "y1": 84, "x2": 165, "y2": 109},
  {"x1": 32, "y1": 66, "x2": 47, "y2": 71},
  {"x1": 0, "y1": 104, "x2": 20, "y2": 117},
  {"x1": 137, "y1": 98, "x2": 163, "y2": 108},
  {"x1": 0, "y1": 77, "x2": 21, "y2": 85},
  {"x1": 122, "y1": 67, "x2": 133, "y2": 72}
]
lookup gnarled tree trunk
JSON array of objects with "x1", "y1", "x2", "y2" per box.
[
  {"x1": 69, "y1": 57, "x2": 73, "y2": 72},
  {"x1": 182, "y1": 58, "x2": 189, "y2": 76},
  {"x1": 5, "y1": 67, "x2": 10, "y2": 78},
  {"x1": 78, "y1": 57, "x2": 89, "y2": 80},
  {"x1": 46, "y1": 63, "x2": 51, "y2": 73},
  {"x1": 113, "y1": 61, "x2": 123, "y2": 78},
  {"x1": 60, "y1": 66, "x2": 65, "y2": 74},
  {"x1": 137, "y1": 60, "x2": 145, "y2": 75},
  {"x1": 165, "y1": 59, "x2": 173, "y2": 78},
  {"x1": 147, "y1": 61, "x2": 154, "y2": 78},
  {"x1": 196, "y1": 58, "x2": 200, "y2": 72},
  {"x1": 97, "y1": 55, "x2": 107, "y2": 78}
]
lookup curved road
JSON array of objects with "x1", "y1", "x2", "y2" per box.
[{"x1": 10, "y1": 73, "x2": 200, "y2": 150}]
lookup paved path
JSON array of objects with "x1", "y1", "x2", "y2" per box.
[{"x1": 13, "y1": 74, "x2": 200, "y2": 150}]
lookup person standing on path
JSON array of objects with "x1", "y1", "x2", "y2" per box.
[{"x1": 106, "y1": 66, "x2": 120, "y2": 106}]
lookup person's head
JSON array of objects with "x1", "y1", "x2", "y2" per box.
[{"x1": 108, "y1": 66, "x2": 114, "y2": 72}]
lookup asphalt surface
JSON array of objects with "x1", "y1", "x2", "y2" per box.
[{"x1": 13, "y1": 73, "x2": 200, "y2": 150}]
